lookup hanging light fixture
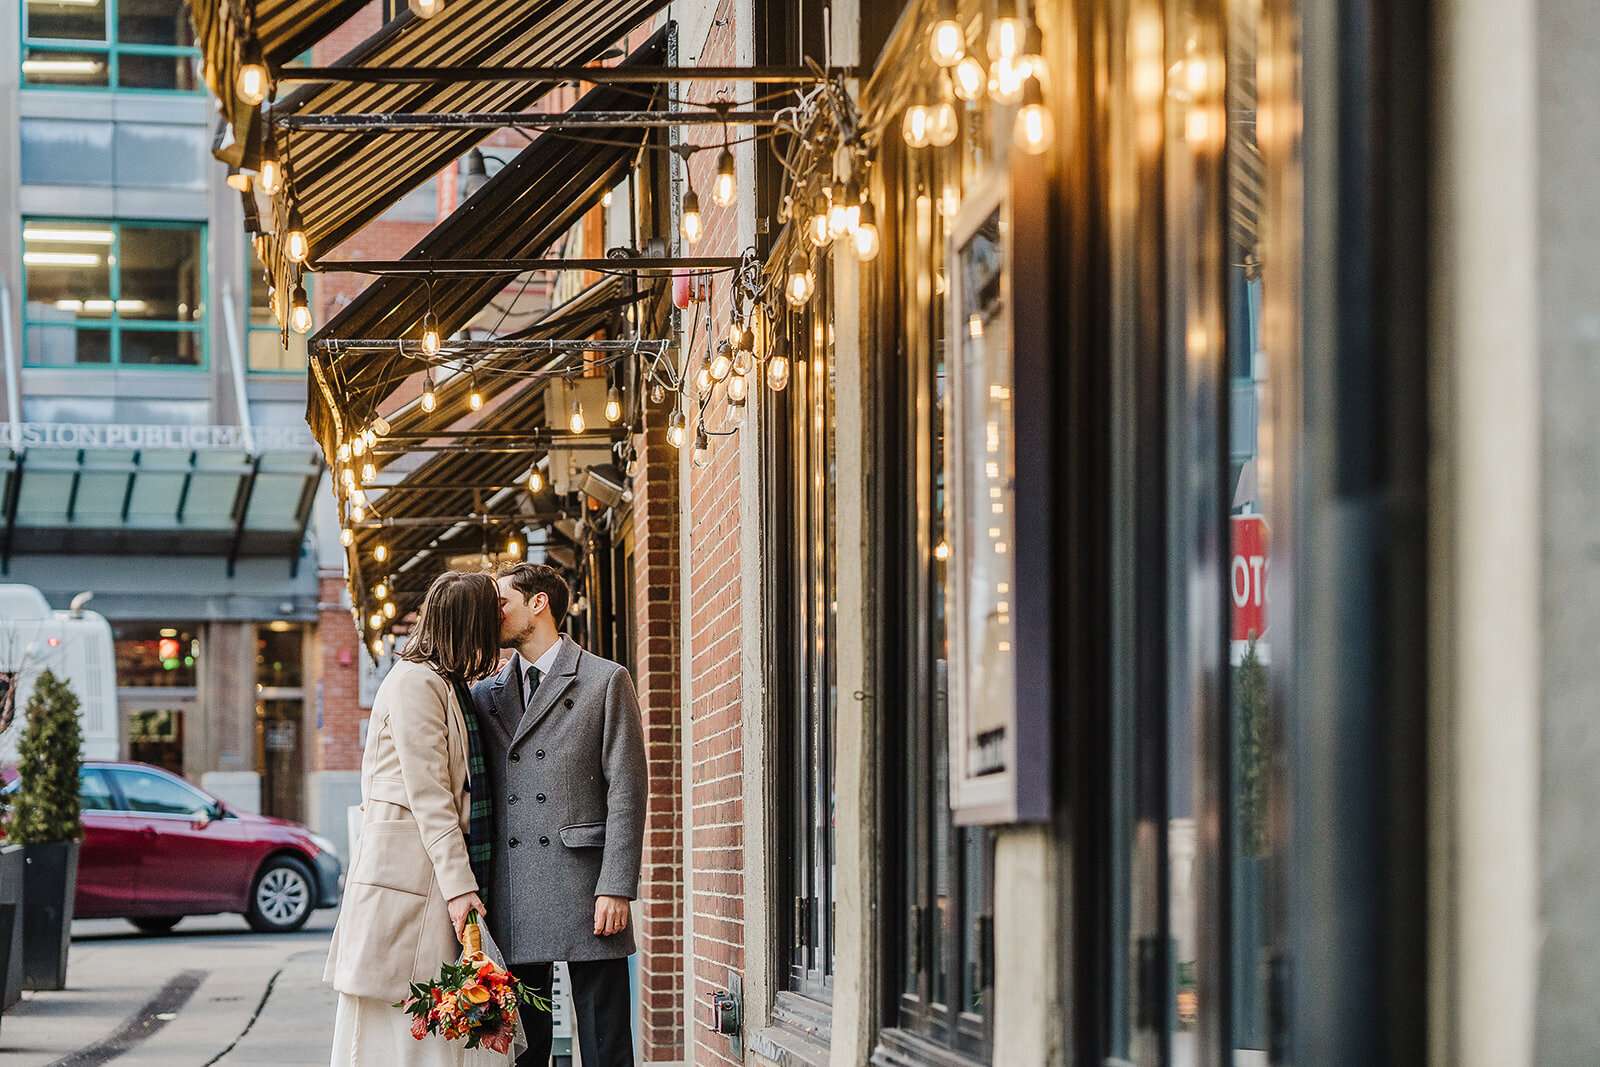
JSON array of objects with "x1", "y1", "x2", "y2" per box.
[
  {"x1": 351, "y1": 500, "x2": 366, "y2": 523},
  {"x1": 712, "y1": 144, "x2": 737, "y2": 207},
  {"x1": 930, "y1": 79, "x2": 960, "y2": 147},
  {"x1": 691, "y1": 427, "x2": 713, "y2": 469},
  {"x1": 408, "y1": 0, "x2": 445, "y2": 17},
  {"x1": 602, "y1": 188, "x2": 614, "y2": 208},
  {"x1": 370, "y1": 611, "x2": 383, "y2": 629},
  {"x1": 338, "y1": 441, "x2": 351, "y2": 464},
  {"x1": 421, "y1": 310, "x2": 441, "y2": 355},
  {"x1": 726, "y1": 316, "x2": 744, "y2": 348},
  {"x1": 605, "y1": 385, "x2": 623, "y2": 423},
  {"x1": 257, "y1": 153, "x2": 283, "y2": 196},
  {"x1": 767, "y1": 347, "x2": 792, "y2": 391},
  {"x1": 289, "y1": 281, "x2": 312, "y2": 334},
  {"x1": 785, "y1": 251, "x2": 815, "y2": 307},
  {"x1": 383, "y1": 600, "x2": 397, "y2": 618},
  {"x1": 1014, "y1": 76, "x2": 1056, "y2": 154},
  {"x1": 340, "y1": 465, "x2": 356, "y2": 489},
  {"x1": 903, "y1": 92, "x2": 934, "y2": 148},
  {"x1": 827, "y1": 179, "x2": 852, "y2": 239},
  {"x1": 235, "y1": 39, "x2": 268, "y2": 105},
  {"x1": 930, "y1": 0, "x2": 965, "y2": 66},
  {"x1": 374, "y1": 542, "x2": 389, "y2": 563},
  {"x1": 506, "y1": 536, "x2": 522, "y2": 559},
  {"x1": 361, "y1": 460, "x2": 377, "y2": 484},
  {"x1": 469, "y1": 369, "x2": 483, "y2": 410},
  {"x1": 372, "y1": 637, "x2": 384, "y2": 656},
  {"x1": 954, "y1": 55, "x2": 988, "y2": 100},
  {"x1": 667, "y1": 409, "x2": 688, "y2": 449},
  {"x1": 374, "y1": 580, "x2": 389, "y2": 600},
  {"x1": 284, "y1": 205, "x2": 310, "y2": 264},
  {"x1": 807, "y1": 190, "x2": 833, "y2": 248},
  {"x1": 371, "y1": 416, "x2": 391, "y2": 437},
  {"x1": 351, "y1": 434, "x2": 366, "y2": 459},
  {"x1": 710, "y1": 341, "x2": 734, "y2": 382},
  {"x1": 341, "y1": 527, "x2": 354, "y2": 547},
  {"x1": 855, "y1": 199, "x2": 882, "y2": 261},
  {"x1": 843, "y1": 178, "x2": 863, "y2": 233},
  {"x1": 651, "y1": 381, "x2": 666, "y2": 405},
  {"x1": 989, "y1": 0, "x2": 1026, "y2": 60},
  {"x1": 1020, "y1": 21, "x2": 1048, "y2": 83},
  {"x1": 568, "y1": 395, "x2": 586, "y2": 434},
  {"x1": 727, "y1": 366, "x2": 750, "y2": 404},
  {"x1": 421, "y1": 372, "x2": 437, "y2": 412},
  {"x1": 363, "y1": 426, "x2": 377, "y2": 449},
  {"x1": 528, "y1": 465, "x2": 544, "y2": 493},
  {"x1": 694, "y1": 342, "x2": 715, "y2": 397},
  {"x1": 681, "y1": 187, "x2": 703, "y2": 245}
]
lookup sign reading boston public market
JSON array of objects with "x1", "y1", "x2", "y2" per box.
[{"x1": 0, "y1": 423, "x2": 317, "y2": 453}]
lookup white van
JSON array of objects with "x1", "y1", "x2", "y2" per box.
[{"x1": 0, "y1": 584, "x2": 118, "y2": 762}]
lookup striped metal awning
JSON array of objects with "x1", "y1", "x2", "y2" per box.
[{"x1": 252, "y1": 0, "x2": 670, "y2": 298}]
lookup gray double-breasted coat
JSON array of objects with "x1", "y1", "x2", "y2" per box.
[{"x1": 468, "y1": 635, "x2": 647, "y2": 966}]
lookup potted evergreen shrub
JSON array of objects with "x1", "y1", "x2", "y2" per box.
[{"x1": 8, "y1": 670, "x2": 82, "y2": 992}]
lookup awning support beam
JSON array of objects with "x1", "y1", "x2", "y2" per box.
[
  {"x1": 308, "y1": 256, "x2": 741, "y2": 276},
  {"x1": 314, "y1": 338, "x2": 669, "y2": 354},
  {"x1": 279, "y1": 109, "x2": 782, "y2": 132},
  {"x1": 275, "y1": 64, "x2": 840, "y2": 86},
  {"x1": 354, "y1": 512, "x2": 566, "y2": 529}
]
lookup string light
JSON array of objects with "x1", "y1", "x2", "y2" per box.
[
  {"x1": 710, "y1": 341, "x2": 734, "y2": 383},
  {"x1": 651, "y1": 381, "x2": 666, "y2": 405},
  {"x1": 930, "y1": 80, "x2": 960, "y2": 147},
  {"x1": 605, "y1": 386, "x2": 623, "y2": 423},
  {"x1": 340, "y1": 465, "x2": 356, "y2": 489},
  {"x1": 383, "y1": 601, "x2": 397, "y2": 618},
  {"x1": 667, "y1": 409, "x2": 687, "y2": 448},
  {"x1": 727, "y1": 318, "x2": 744, "y2": 348},
  {"x1": 843, "y1": 178, "x2": 863, "y2": 233},
  {"x1": 370, "y1": 611, "x2": 383, "y2": 629},
  {"x1": 602, "y1": 189, "x2": 614, "y2": 207},
  {"x1": 930, "y1": 0, "x2": 965, "y2": 66},
  {"x1": 1020, "y1": 22, "x2": 1048, "y2": 84},
  {"x1": 421, "y1": 310, "x2": 441, "y2": 355},
  {"x1": 694, "y1": 344, "x2": 715, "y2": 397},
  {"x1": 290, "y1": 281, "x2": 311, "y2": 334},
  {"x1": 284, "y1": 206, "x2": 309, "y2": 264},
  {"x1": 903, "y1": 93, "x2": 934, "y2": 148},
  {"x1": 1015, "y1": 76, "x2": 1056, "y2": 153},
  {"x1": 989, "y1": 0, "x2": 1025, "y2": 60},
  {"x1": 855, "y1": 199, "x2": 882, "y2": 261},
  {"x1": 361, "y1": 461, "x2": 376, "y2": 483},
  {"x1": 506, "y1": 536, "x2": 522, "y2": 559},
  {"x1": 350, "y1": 501, "x2": 365, "y2": 522},
  {"x1": 421, "y1": 372, "x2": 437, "y2": 412},
  {"x1": 350, "y1": 432, "x2": 365, "y2": 458},
  {"x1": 691, "y1": 427, "x2": 713, "y2": 469},
  {"x1": 338, "y1": 442, "x2": 351, "y2": 463},
  {"x1": 374, "y1": 542, "x2": 389, "y2": 563},
  {"x1": 374, "y1": 580, "x2": 388, "y2": 600},
  {"x1": 528, "y1": 465, "x2": 544, "y2": 493},
  {"x1": 785, "y1": 251, "x2": 815, "y2": 307},
  {"x1": 713, "y1": 145, "x2": 737, "y2": 207},
  {"x1": 807, "y1": 191, "x2": 832, "y2": 248},
  {"x1": 341, "y1": 527, "x2": 354, "y2": 547},
  {"x1": 827, "y1": 179, "x2": 851, "y2": 238},
  {"x1": 469, "y1": 369, "x2": 483, "y2": 410},
  {"x1": 408, "y1": 0, "x2": 444, "y2": 16},
  {"x1": 257, "y1": 153, "x2": 283, "y2": 196},
  {"x1": 363, "y1": 426, "x2": 377, "y2": 449},
  {"x1": 727, "y1": 366, "x2": 750, "y2": 404},
  {"x1": 372, "y1": 637, "x2": 384, "y2": 656},
  {"x1": 954, "y1": 55, "x2": 987, "y2": 100},
  {"x1": 681, "y1": 188, "x2": 703, "y2": 245},
  {"x1": 235, "y1": 40, "x2": 268, "y2": 105},
  {"x1": 372, "y1": 416, "x2": 390, "y2": 437},
  {"x1": 568, "y1": 395, "x2": 586, "y2": 434}
]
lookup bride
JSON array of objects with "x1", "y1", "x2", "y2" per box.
[{"x1": 326, "y1": 570, "x2": 509, "y2": 1066}]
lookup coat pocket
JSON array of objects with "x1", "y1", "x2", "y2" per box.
[
  {"x1": 348, "y1": 819, "x2": 432, "y2": 896},
  {"x1": 558, "y1": 821, "x2": 607, "y2": 848}
]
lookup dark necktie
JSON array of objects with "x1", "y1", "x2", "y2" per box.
[{"x1": 524, "y1": 664, "x2": 541, "y2": 712}]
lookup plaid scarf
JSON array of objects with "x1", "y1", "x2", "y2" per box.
[{"x1": 453, "y1": 678, "x2": 495, "y2": 905}]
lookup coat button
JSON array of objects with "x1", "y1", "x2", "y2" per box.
[
  {"x1": 510, "y1": 752, "x2": 521, "y2": 763},
  {"x1": 509, "y1": 837, "x2": 520, "y2": 848},
  {"x1": 565, "y1": 699, "x2": 574, "y2": 708},
  {"x1": 539, "y1": 836, "x2": 550, "y2": 847},
  {"x1": 536, "y1": 793, "x2": 546, "y2": 803},
  {"x1": 536, "y1": 749, "x2": 546, "y2": 759},
  {"x1": 508, "y1": 794, "x2": 518, "y2": 805}
]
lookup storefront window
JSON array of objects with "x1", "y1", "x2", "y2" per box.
[
  {"x1": 256, "y1": 623, "x2": 304, "y2": 689},
  {"x1": 21, "y1": 0, "x2": 199, "y2": 91},
  {"x1": 114, "y1": 622, "x2": 199, "y2": 687}
]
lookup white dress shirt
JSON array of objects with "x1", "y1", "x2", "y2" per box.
[{"x1": 513, "y1": 641, "x2": 562, "y2": 709}]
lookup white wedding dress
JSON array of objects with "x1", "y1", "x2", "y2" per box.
[{"x1": 328, "y1": 993, "x2": 513, "y2": 1067}]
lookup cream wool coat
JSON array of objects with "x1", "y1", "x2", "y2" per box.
[{"x1": 324, "y1": 659, "x2": 478, "y2": 1003}]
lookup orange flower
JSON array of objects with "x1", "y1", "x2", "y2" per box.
[{"x1": 460, "y1": 982, "x2": 492, "y2": 1007}]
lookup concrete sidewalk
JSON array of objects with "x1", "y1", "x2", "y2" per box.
[{"x1": 0, "y1": 912, "x2": 338, "y2": 1066}]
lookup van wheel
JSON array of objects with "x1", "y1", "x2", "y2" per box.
[
  {"x1": 246, "y1": 855, "x2": 315, "y2": 933},
  {"x1": 130, "y1": 916, "x2": 181, "y2": 934}
]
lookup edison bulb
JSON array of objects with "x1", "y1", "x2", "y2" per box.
[
  {"x1": 420, "y1": 377, "x2": 437, "y2": 412},
  {"x1": 257, "y1": 157, "x2": 283, "y2": 196},
  {"x1": 681, "y1": 189, "x2": 703, "y2": 245},
  {"x1": 930, "y1": 97, "x2": 959, "y2": 147},
  {"x1": 710, "y1": 342, "x2": 734, "y2": 382},
  {"x1": 374, "y1": 542, "x2": 389, "y2": 563},
  {"x1": 383, "y1": 601, "x2": 397, "y2": 618},
  {"x1": 1015, "y1": 78, "x2": 1056, "y2": 154},
  {"x1": 340, "y1": 527, "x2": 354, "y2": 547},
  {"x1": 506, "y1": 538, "x2": 521, "y2": 559},
  {"x1": 953, "y1": 55, "x2": 987, "y2": 100},
  {"x1": 767, "y1": 353, "x2": 791, "y2": 391},
  {"x1": 785, "y1": 251, "x2": 815, "y2": 307},
  {"x1": 930, "y1": 19, "x2": 964, "y2": 67},
  {"x1": 727, "y1": 370, "x2": 749, "y2": 403},
  {"x1": 712, "y1": 146, "x2": 737, "y2": 207},
  {"x1": 236, "y1": 58, "x2": 268, "y2": 106},
  {"x1": 691, "y1": 428, "x2": 712, "y2": 470},
  {"x1": 568, "y1": 396, "x2": 586, "y2": 434},
  {"x1": 807, "y1": 191, "x2": 832, "y2": 247},
  {"x1": 667, "y1": 409, "x2": 687, "y2": 449},
  {"x1": 903, "y1": 101, "x2": 934, "y2": 148},
  {"x1": 289, "y1": 282, "x2": 312, "y2": 334},
  {"x1": 604, "y1": 386, "x2": 622, "y2": 423},
  {"x1": 528, "y1": 468, "x2": 544, "y2": 493},
  {"x1": 854, "y1": 200, "x2": 881, "y2": 261},
  {"x1": 374, "y1": 581, "x2": 388, "y2": 600},
  {"x1": 285, "y1": 225, "x2": 309, "y2": 264},
  {"x1": 989, "y1": 12, "x2": 1025, "y2": 60},
  {"x1": 421, "y1": 312, "x2": 441, "y2": 355}
]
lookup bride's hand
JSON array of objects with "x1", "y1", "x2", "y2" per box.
[{"x1": 447, "y1": 891, "x2": 486, "y2": 942}]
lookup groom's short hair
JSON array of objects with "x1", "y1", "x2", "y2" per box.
[{"x1": 498, "y1": 562, "x2": 571, "y2": 624}]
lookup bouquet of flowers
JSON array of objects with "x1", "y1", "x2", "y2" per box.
[{"x1": 397, "y1": 913, "x2": 545, "y2": 1054}]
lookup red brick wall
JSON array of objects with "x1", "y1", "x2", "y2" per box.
[
  {"x1": 683, "y1": 4, "x2": 748, "y2": 1064},
  {"x1": 312, "y1": 570, "x2": 364, "y2": 772},
  {"x1": 633, "y1": 424, "x2": 685, "y2": 1062}
]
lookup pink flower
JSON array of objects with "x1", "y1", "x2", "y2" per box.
[{"x1": 411, "y1": 1012, "x2": 429, "y2": 1041}]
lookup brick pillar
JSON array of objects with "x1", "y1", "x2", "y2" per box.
[
  {"x1": 312, "y1": 569, "x2": 364, "y2": 774},
  {"x1": 633, "y1": 424, "x2": 686, "y2": 1062}
]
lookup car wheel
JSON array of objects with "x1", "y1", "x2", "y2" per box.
[
  {"x1": 246, "y1": 855, "x2": 315, "y2": 933},
  {"x1": 129, "y1": 916, "x2": 182, "y2": 934}
]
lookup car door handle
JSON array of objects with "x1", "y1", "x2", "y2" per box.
[{"x1": 140, "y1": 827, "x2": 158, "y2": 843}]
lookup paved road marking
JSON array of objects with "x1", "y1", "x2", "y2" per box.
[
  {"x1": 202, "y1": 967, "x2": 282, "y2": 1066},
  {"x1": 47, "y1": 969, "x2": 207, "y2": 1067}
]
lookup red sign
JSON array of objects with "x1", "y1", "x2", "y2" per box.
[{"x1": 1230, "y1": 515, "x2": 1269, "y2": 642}]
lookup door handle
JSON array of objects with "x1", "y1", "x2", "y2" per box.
[{"x1": 140, "y1": 827, "x2": 158, "y2": 843}]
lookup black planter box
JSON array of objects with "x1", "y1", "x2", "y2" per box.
[
  {"x1": 21, "y1": 841, "x2": 78, "y2": 992},
  {"x1": 0, "y1": 844, "x2": 23, "y2": 1012}
]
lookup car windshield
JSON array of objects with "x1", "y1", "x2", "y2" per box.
[{"x1": 109, "y1": 768, "x2": 212, "y2": 817}]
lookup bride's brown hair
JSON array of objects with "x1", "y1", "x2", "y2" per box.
[{"x1": 400, "y1": 571, "x2": 500, "y2": 681}]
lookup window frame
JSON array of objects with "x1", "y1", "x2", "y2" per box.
[
  {"x1": 21, "y1": 217, "x2": 209, "y2": 371},
  {"x1": 19, "y1": 0, "x2": 203, "y2": 94}
]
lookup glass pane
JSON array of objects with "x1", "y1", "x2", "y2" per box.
[
  {"x1": 249, "y1": 328, "x2": 308, "y2": 372},
  {"x1": 118, "y1": 226, "x2": 202, "y2": 320},
  {"x1": 21, "y1": 47, "x2": 110, "y2": 87},
  {"x1": 24, "y1": 224, "x2": 113, "y2": 318},
  {"x1": 25, "y1": 325, "x2": 111, "y2": 366},
  {"x1": 111, "y1": 768, "x2": 208, "y2": 816},
  {"x1": 116, "y1": 0, "x2": 187, "y2": 45},
  {"x1": 116, "y1": 52, "x2": 198, "y2": 92},
  {"x1": 20, "y1": 119, "x2": 115, "y2": 186},
  {"x1": 120, "y1": 329, "x2": 201, "y2": 366},
  {"x1": 113, "y1": 123, "x2": 207, "y2": 186},
  {"x1": 257, "y1": 625, "x2": 304, "y2": 688},
  {"x1": 79, "y1": 768, "x2": 116, "y2": 811},
  {"x1": 25, "y1": 0, "x2": 107, "y2": 42},
  {"x1": 113, "y1": 623, "x2": 199, "y2": 687}
]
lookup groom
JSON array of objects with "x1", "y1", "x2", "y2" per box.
[{"x1": 472, "y1": 562, "x2": 647, "y2": 1067}]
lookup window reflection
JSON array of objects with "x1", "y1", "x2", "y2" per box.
[{"x1": 114, "y1": 623, "x2": 198, "y2": 688}]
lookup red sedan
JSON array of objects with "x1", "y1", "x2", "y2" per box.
[{"x1": 8, "y1": 760, "x2": 342, "y2": 933}]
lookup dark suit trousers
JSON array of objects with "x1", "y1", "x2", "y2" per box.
[{"x1": 511, "y1": 959, "x2": 633, "y2": 1067}]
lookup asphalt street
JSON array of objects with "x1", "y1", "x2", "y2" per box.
[{"x1": 0, "y1": 910, "x2": 339, "y2": 1067}]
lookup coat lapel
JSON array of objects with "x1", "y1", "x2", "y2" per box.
[
  {"x1": 510, "y1": 636, "x2": 581, "y2": 750},
  {"x1": 483, "y1": 658, "x2": 519, "y2": 745}
]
